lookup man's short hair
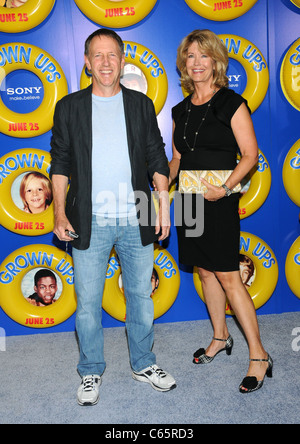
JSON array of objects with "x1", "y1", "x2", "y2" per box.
[{"x1": 84, "y1": 29, "x2": 124, "y2": 56}]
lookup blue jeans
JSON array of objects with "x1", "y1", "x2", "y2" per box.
[{"x1": 72, "y1": 215, "x2": 156, "y2": 377}]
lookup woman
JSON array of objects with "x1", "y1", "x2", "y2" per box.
[{"x1": 170, "y1": 30, "x2": 273, "y2": 393}]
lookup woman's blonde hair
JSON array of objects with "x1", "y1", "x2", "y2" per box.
[{"x1": 177, "y1": 29, "x2": 229, "y2": 94}]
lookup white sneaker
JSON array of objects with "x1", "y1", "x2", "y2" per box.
[
  {"x1": 132, "y1": 365, "x2": 176, "y2": 392},
  {"x1": 77, "y1": 375, "x2": 101, "y2": 406}
]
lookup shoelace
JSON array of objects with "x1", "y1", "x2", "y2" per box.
[
  {"x1": 149, "y1": 366, "x2": 167, "y2": 379},
  {"x1": 82, "y1": 376, "x2": 98, "y2": 392}
]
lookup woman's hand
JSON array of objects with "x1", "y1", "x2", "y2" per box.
[{"x1": 200, "y1": 178, "x2": 226, "y2": 201}]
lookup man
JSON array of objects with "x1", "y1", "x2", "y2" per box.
[{"x1": 50, "y1": 29, "x2": 176, "y2": 406}]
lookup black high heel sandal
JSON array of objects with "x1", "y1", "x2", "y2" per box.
[
  {"x1": 193, "y1": 335, "x2": 234, "y2": 364},
  {"x1": 239, "y1": 354, "x2": 273, "y2": 393}
]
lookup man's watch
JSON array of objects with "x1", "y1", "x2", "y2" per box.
[{"x1": 221, "y1": 184, "x2": 233, "y2": 197}]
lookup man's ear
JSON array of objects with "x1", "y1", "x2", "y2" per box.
[
  {"x1": 121, "y1": 53, "x2": 126, "y2": 70},
  {"x1": 84, "y1": 55, "x2": 91, "y2": 71}
]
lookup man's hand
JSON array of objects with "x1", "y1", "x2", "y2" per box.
[
  {"x1": 54, "y1": 214, "x2": 76, "y2": 242},
  {"x1": 153, "y1": 173, "x2": 171, "y2": 241},
  {"x1": 155, "y1": 189, "x2": 171, "y2": 241},
  {"x1": 51, "y1": 174, "x2": 76, "y2": 242}
]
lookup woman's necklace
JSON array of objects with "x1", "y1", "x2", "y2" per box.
[{"x1": 183, "y1": 90, "x2": 216, "y2": 152}]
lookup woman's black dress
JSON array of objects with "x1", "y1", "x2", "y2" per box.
[{"x1": 172, "y1": 88, "x2": 250, "y2": 272}]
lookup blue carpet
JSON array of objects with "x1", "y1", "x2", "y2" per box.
[{"x1": 0, "y1": 312, "x2": 299, "y2": 424}]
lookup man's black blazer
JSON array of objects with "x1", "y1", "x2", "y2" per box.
[{"x1": 50, "y1": 84, "x2": 169, "y2": 250}]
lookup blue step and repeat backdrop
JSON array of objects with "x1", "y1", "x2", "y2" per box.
[{"x1": 0, "y1": 0, "x2": 299, "y2": 336}]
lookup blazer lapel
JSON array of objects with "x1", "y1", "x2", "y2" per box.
[{"x1": 79, "y1": 85, "x2": 93, "y2": 156}]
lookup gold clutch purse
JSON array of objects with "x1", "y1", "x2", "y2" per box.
[{"x1": 178, "y1": 170, "x2": 241, "y2": 194}]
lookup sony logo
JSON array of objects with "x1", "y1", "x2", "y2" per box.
[
  {"x1": 228, "y1": 75, "x2": 242, "y2": 82},
  {"x1": 6, "y1": 87, "x2": 43, "y2": 95}
]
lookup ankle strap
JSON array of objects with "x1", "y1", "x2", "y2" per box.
[
  {"x1": 213, "y1": 337, "x2": 229, "y2": 342},
  {"x1": 250, "y1": 358, "x2": 268, "y2": 362}
]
